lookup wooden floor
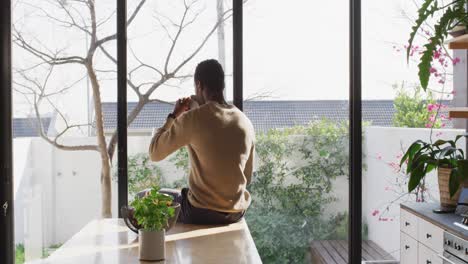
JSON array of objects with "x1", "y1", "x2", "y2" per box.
[{"x1": 310, "y1": 240, "x2": 397, "y2": 264}]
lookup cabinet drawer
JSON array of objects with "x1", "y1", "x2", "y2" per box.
[
  {"x1": 401, "y1": 208, "x2": 418, "y2": 239},
  {"x1": 418, "y1": 218, "x2": 444, "y2": 253},
  {"x1": 401, "y1": 232, "x2": 418, "y2": 264},
  {"x1": 418, "y1": 243, "x2": 442, "y2": 264}
]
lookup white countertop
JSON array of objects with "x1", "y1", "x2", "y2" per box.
[{"x1": 31, "y1": 218, "x2": 262, "y2": 264}]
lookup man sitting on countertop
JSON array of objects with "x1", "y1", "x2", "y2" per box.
[{"x1": 149, "y1": 59, "x2": 255, "y2": 225}]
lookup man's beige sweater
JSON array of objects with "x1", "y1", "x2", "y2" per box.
[{"x1": 149, "y1": 101, "x2": 255, "y2": 213}]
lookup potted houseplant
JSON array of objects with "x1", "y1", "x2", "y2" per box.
[
  {"x1": 407, "y1": 0, "x2": 468, "y2": 90},
  {"x1": 401, "y1": 136, "x2": 468, "y2": 212},
  {"x1": 130, "y1": 185, "x2": 176, "y2": 261}
]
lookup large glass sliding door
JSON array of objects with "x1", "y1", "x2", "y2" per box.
[
  {"x1": 1, "y1": 1, "x2": 366, "y2": 263},
  {"x1": 244, "y1": 1, "x2": 351, "y2": 263},
  {"x1": 360, "y1": 0, "x2": 458, "y2": 263}
]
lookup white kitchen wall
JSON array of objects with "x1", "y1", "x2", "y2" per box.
[{"x1": 365, "y1": 127, "x2": 465, "y2": 260}]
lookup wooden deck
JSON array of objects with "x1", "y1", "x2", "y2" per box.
[{"x1": 310, "y1": 240, "x2": 397, "y2": 264}]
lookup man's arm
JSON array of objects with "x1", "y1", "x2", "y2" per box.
[
  {"x1": 244, "y1": 144, "x2": 255, "y2": 185},
  {"x1": 149, "y1": 98, "x2": 194, "y2": 161},
  {"x1": 149, "y1": 113, "x2": 193, "y2": 161}
]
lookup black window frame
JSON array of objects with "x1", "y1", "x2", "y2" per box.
[
  {"x1": 0, "y1": 0, "x2": 14, "y2": 263},
  {"x1": 1, "y1": 0, "x2": 363, "y2": 263},
  {"x1": 349, "y1": 0, "x2": 362, "y2": 262}
]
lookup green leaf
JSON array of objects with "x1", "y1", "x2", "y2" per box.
[
  {"x1": 411, "y1": 154, "x2": 432, "y2": 169},
  {"x1": 418, "y1": 43, "x2": 435, "y2": 90},
  {"x1": 401, "y1": 140, "x2": 424, "y2": 167},
  {"x1": 439, "y1": 146, "x2": 457, "y2": 158},
  {"x1": 426, "y1": 163, "x2": 437, "y2": 174},
  {"x1": 449, "y1": 168, "x2": 461, "y2": 197},
  {"x1": 130, "y1": 185, "x2": 175, "y2": 231},
  {"x1": 418, "y1": 7, "x2": 459, "y2": 90},
  {"x1": 407, "y1": 0, "x2": 438, "y2": 62},
  {"x1": 457, "y1": 160, "x2": 468, "y2": 181},
  {"x1": 433, "y1": 139, "x2": 448, "y2": 146},
  {"x1": 408, "y1": 163, "x2": 426, "y2": 193},
  {"x1": 407, "y1": 144, "x2": 429, "y2": 174}
]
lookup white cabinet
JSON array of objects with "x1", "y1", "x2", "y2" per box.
[
  {"x1": 401, "y1": 208, "x2": 419, "y2": 239},
  {"x1": 401, "y1": 232, "x2": 418, "y2": 264},
  {"x1": 400, "y1": 208, "x2": 444, "y2": 264},
  {"x1": 418, "y1": 243, "x2": 443, "y2": 264},
  {"x1": 418, "y1": 218, "x2": 444, "y2": 254}
]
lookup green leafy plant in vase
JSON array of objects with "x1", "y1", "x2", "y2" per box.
[
  {"x1": 407, "y1": 0, "x2": 468, "y2": 90},
  {"x1": 131, "y1": 185, "x2": 176, "y2": 261},
  {"x1": 401, "y1": 136, "x2": 468, "y2": 212}
]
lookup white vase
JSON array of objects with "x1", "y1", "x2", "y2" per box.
[{"x1": 139, "y1": 229, "x2": 165, "y2": 261}]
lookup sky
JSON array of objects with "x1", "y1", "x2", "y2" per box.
[{"x1": 11, "y1": 0, "x2": 449, "y2": 123}]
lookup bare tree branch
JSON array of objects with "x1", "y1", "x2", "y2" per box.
[
  {"x1": 95, "y1": 0, "x2": 147, "y2": 47},
  {"x1": 245, "y1": 91, "x2": 276, "y2": 101},
  {"x1": 128, "y1": 44, "x2": 164, "y2": 77},
  {"x1": 13, "y1": 28, "x2": 86, "y2": 65},
  {"x1": 98, "y1": 45, "x2": 144, "y2": 97},
  {"x1": 163, "y1": 0, "x2": 200, "y2": 74},
  {"x1": 14, "y1": 65, "x2": 98, "y2": 151},
  {"x1": 171, "y1": 7, "x2": 233, "y2": 75}
]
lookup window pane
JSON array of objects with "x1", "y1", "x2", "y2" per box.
[
  {"x1": 244, "y1": 1, "x2": 350, "y2": 263},
  {"x1": 13, "y1": 0, "x2": 117, "y2": 262},
  {"x1": 117, "y1": 0, "x2": 233, "y2": 199},
  {"x1": 362, "y1": 1, "x2": 458, "y2": 262}
]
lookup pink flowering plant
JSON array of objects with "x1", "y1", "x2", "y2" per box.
[
  {"x1": 392, "y1": 84, "x2": 450, "y2": 128},
  {"x1": 371, "y1": 1, "x2": 465, "y2": 221},
  {"x1": 399, "y1": 0, "x2": 468, "y2": 201},
  {"x1": 372, "y1": 150, "x2": 431, "y2": 221},
  {"x1": 407, "y1": 0, "x2": 468, "y2": 90}
]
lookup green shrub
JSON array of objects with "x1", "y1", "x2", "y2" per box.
[
  {"x1": 392, "y1": 84, "x2": 441, "y2": 128},
  {"x1": 15, "y1": 244, "x2": 24, "y2": 264},
  {"x1": 169, "y1": 147, "x2": 189, "y2": 188},
  {"x1": 245, "y1": 120, "x2": 350, "y2": 263},
  {"x1": 146, "y1": 119, "x2": 360, "y2": 263},
  {"x1": 167, "y1": 120, "x2": 356, "y2": 263},
  {"x1": 113, "y1": 153, "x2": 165, "y2": 197}
]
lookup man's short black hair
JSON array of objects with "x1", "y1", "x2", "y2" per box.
[{"x1": 194, "y1": 59, "x2": 225, "y2": 93}]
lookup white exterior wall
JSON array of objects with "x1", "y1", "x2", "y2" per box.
[{"x1": 14, "y1": 136, "x2": 184, "y2": 252}]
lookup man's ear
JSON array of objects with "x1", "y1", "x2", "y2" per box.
[{"x1": 196, "y1": 81, "x2": 203, "y2": 91}]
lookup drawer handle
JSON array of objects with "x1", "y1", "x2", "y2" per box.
[
  {"x1": 426, "y1": 260, "x2": 431, "y2": 264},
  {"x1": 405, "y1": 222, "x2": 410, "y2": 226},
  {"x1": 405, "y1": 245, "x2": 410, "y2": 250},
  {"x1": 426, "y1": 233, "x2": 432, "y2": 239}
]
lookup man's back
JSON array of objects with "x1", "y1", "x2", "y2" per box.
[{"x1": 149, "y1": 101, "x2": 255, "y2": 213}]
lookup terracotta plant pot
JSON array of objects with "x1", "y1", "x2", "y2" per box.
[
  {"x1": 139, "y1": 229, "x2": 165, "y2": 261},
  {"x1": 438, "y1": 167, "x2": 467, "y2": 210}
]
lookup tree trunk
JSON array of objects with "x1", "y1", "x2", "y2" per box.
[
  {"x1": 216, "y1": 0, "x2": 225, "y2": 69},
  {"x1": 217, "y1": 0, "x2": 226, "y2": 99},
  {"x1": 100, "y1": 156, "x2": 112, "y2": 218},
  {"x1": 107, "y1": 97, "x2": 149, "y2": 160},
  {"x1": 86, "y1": 61, "x2": 112, "y2": 218}
]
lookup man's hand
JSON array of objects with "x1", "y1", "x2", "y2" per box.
[
  {"x1": 190, "y1": 95, "x2": 201, "y2": 109},
  {"x1": 172, "y1": 97, "x2": 191, "y2": 118}
]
